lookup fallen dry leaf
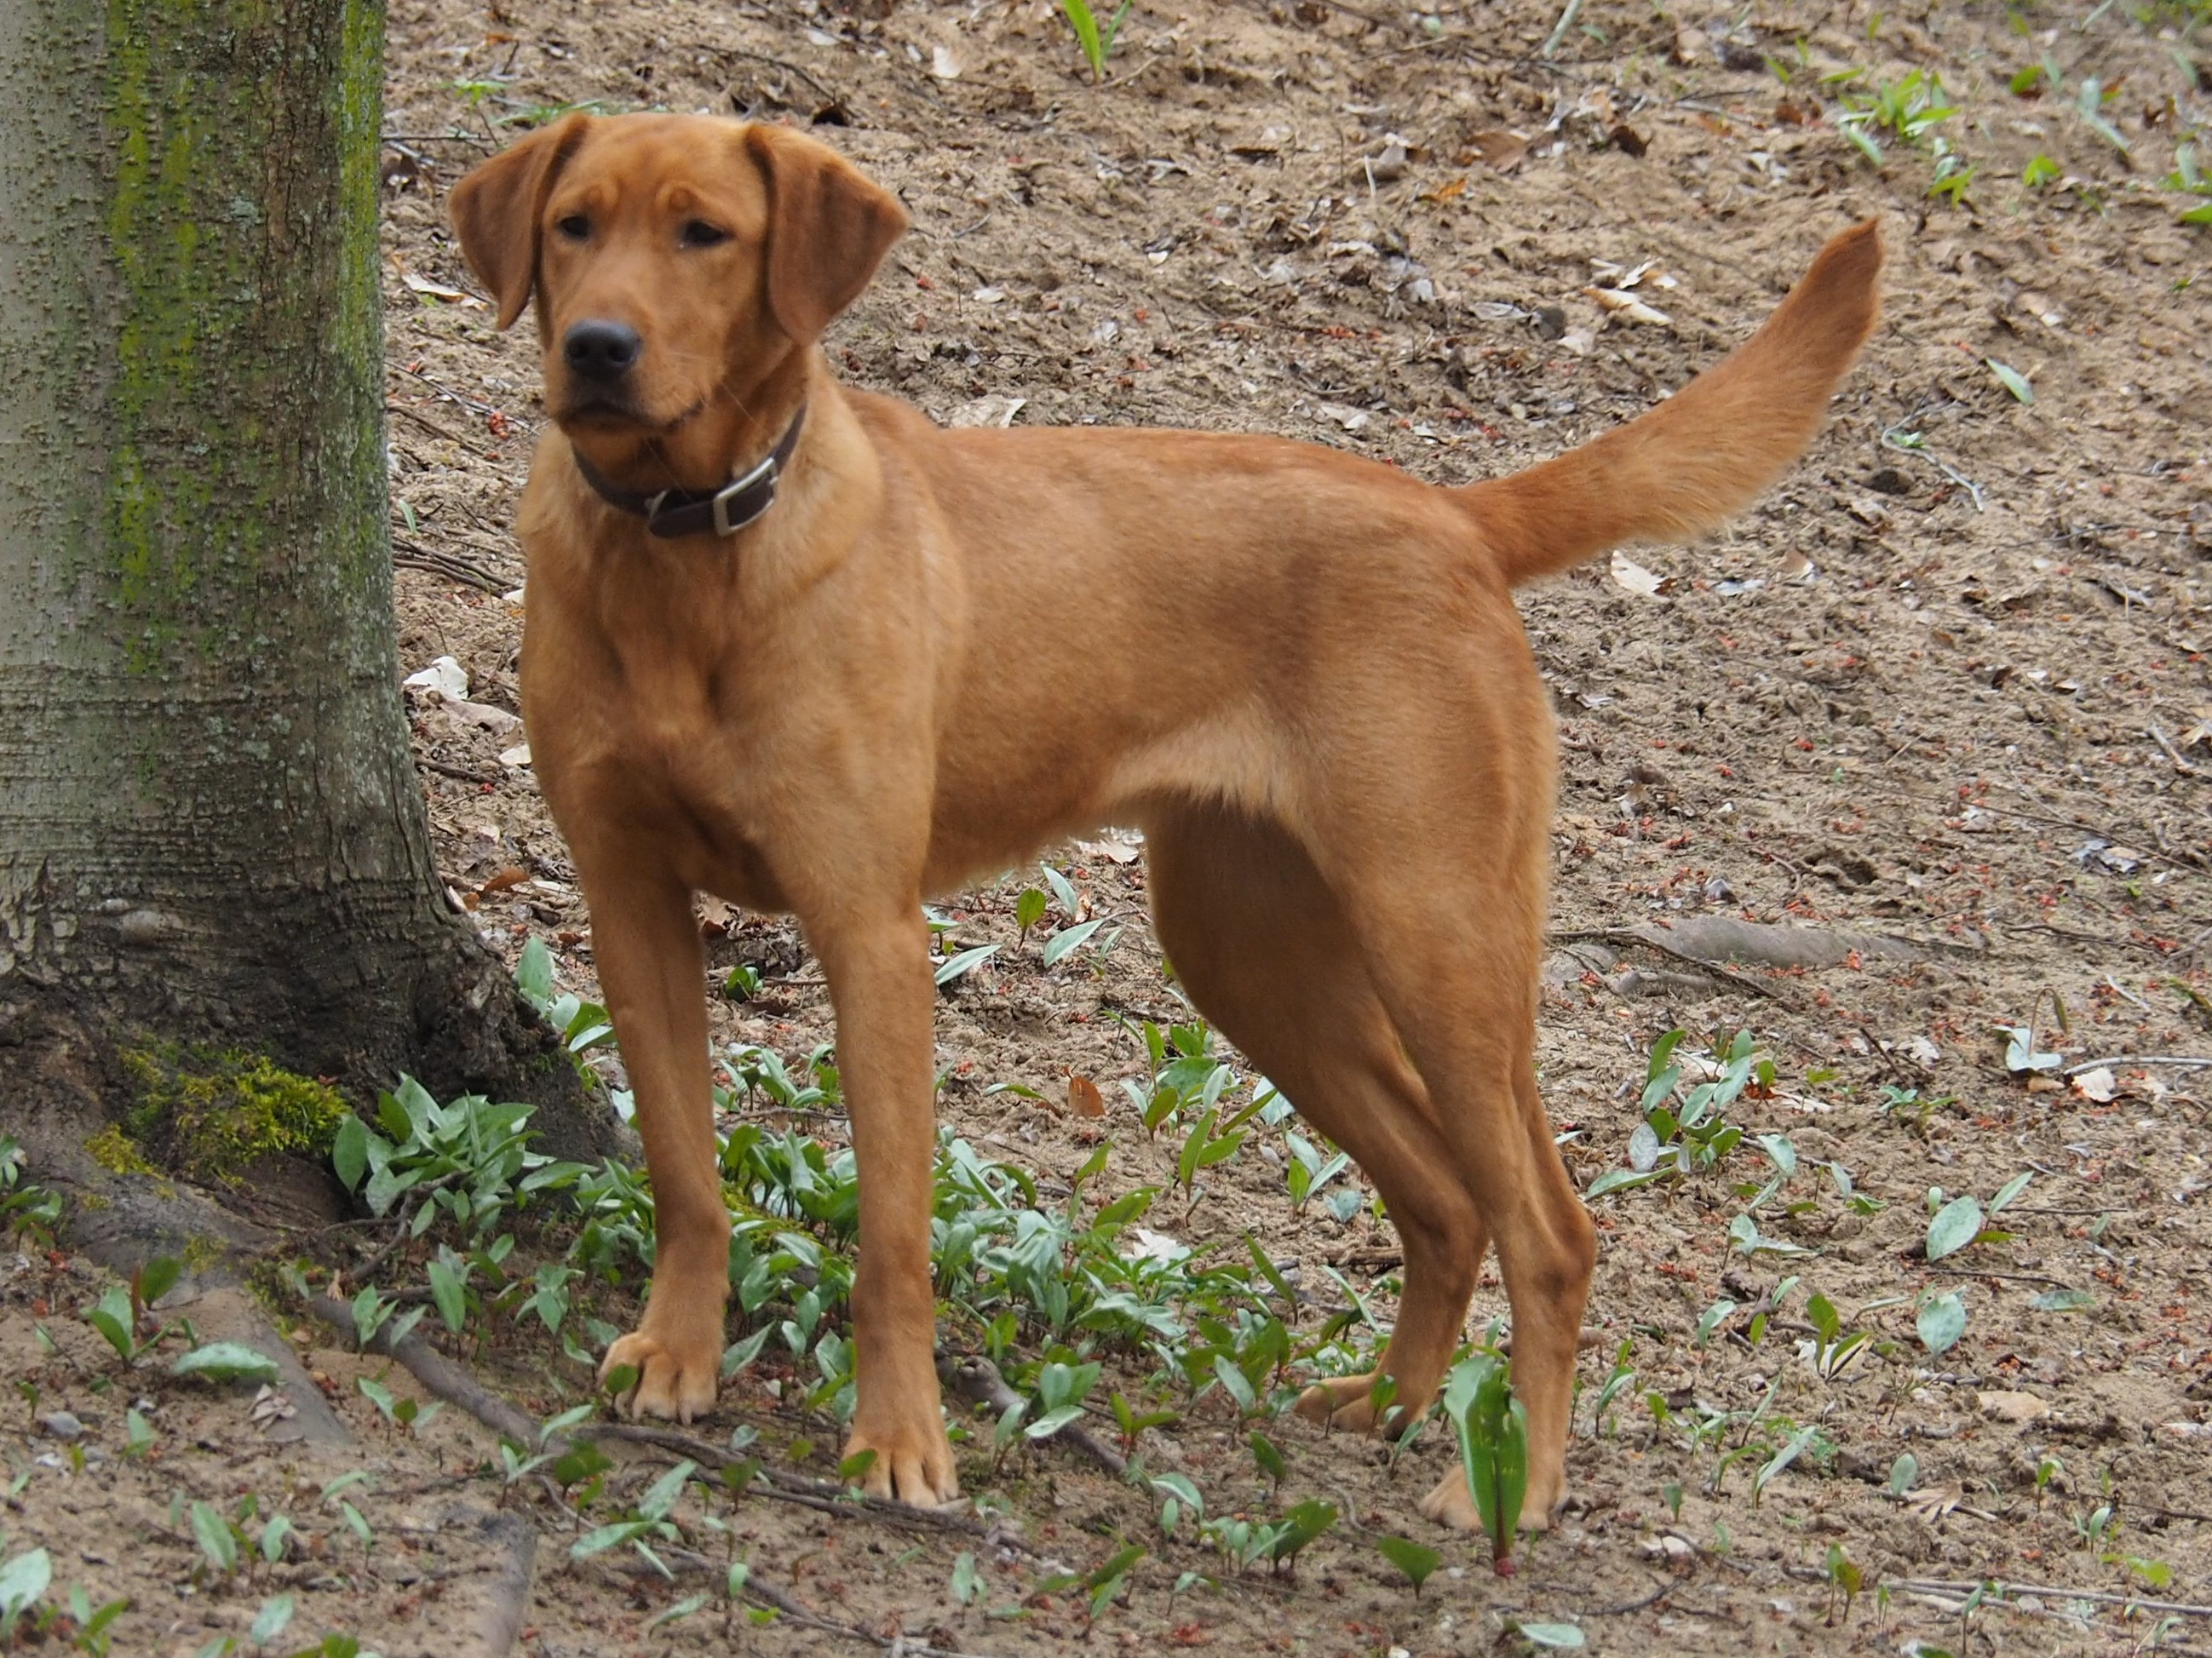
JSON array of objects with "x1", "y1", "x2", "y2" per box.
[
  {"x1": 1610, "y1": 550, "x2": 1668, "y2": 596},
  {"x1": 478, "y1": 866, "x2": 530, "y2": 898},
  {"x1": 1463, "y1": 129, "x2": 1528, "y2": 172},
  {"x1": 2072, "y1": 1065, "x2": 2117, "y2": 1103},
  {"x1": 402, "y1": 271, "x2": 480, "y2": 306},
  {"x1": 1068, "y1": 1075, "x2": 1106, "y2": 1118},
  {"x1": 1075, "y1": 837, "x2": 1140, "y2": 864}
]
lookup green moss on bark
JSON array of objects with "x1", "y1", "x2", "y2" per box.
[{"x1": 120, "y1": 1043, "x2": 348, "y2": 1185}]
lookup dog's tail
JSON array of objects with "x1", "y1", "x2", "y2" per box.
[{"x1": 1460, "y1": 219, "x2": 1882, "y2": 588}]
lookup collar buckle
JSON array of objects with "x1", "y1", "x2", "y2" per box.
[{"x1": 709, "y1": 450, "x2": 781, "y2": 537}]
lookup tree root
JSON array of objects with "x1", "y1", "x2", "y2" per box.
[
  {"x1": 938, "y1": 1352, "x2": 1128, "y2": 1477},
  {"x1": 473, "y1": 1509, "x2": 538, "y2": 1657},
  {"x1": 307, "y1": 1291, "x2": 539, "y2": 1445}
]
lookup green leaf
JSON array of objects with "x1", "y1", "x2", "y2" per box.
[
  {"x1": 191, "y1": 1500, "x2": 239, "y2": 1575},
  {"x1": 646, "y1": 1592, "x2": 710, "y2": 1631},
  {"x1": 331, "y1": 1116, "x2": 370, "y2": 1190},
  {"x1": 2032, "y1": 1286, "x2": 2095, "y2": 1312},
  {"x1": 428, "y1": 1258, "x2": 468, "y2": 1334},
  {"x1": 1014, "y1": 887, "x2": 1048, "y2": 936},
  {"x1": 516, "y1": 935, "x2": 555, "y2": 1007},
  {"x1": 136, "y1": 1254, "x2": 182, "y2": 1309},
  {"x1": 1989, "y1": 1171, "x2": 2034, "y2": 1214},
  {"x1": 934, "y1": 943, "x2": 1001, "y2": 987},
  {"x1": 571, "y1": 1520, "x2": 652, "y2": 1559},
  {"x1": 1916, "y1": 1291, "x2": 1967, "y2": 1355},
  {"x1": 85, "y1": 1283, "x2": 135, "y2": 1360},
  {"x1": 1040, "y1": 863, "x2": 1080, "y2": 918},
  {"x1": 1925, "y1": 1196, "x2": 1985, "y2": 1262},
  {"x1": 1249, "y1": 1430, "x2": 1287, "y2": 1485},
  {"x1": 1376, "y1": 1535, "x2": 1440, "y2": 1592},
  {"x1": 638, "y1": 1460, "x2": 697, "y2": 1521},
  {"x1": 171, "y1": 1342, "x2": 281, "y2": 1385},
  {"x1": 1518, "y1": 1622, "x2": 1587, "y2": 1649},
  {"x1": 1041, "y1": 918, "x2": 1106, "y2": 966},
  {"x1": 2182, "y1": 202, "x2": 2212, "y2": 225},
  {"x1": 1985, "y1": 359, "x2": 2034, "y2": 404},
  {"x1": 951, "y1": 1549, "x2": 983, "y2": 1604},
  {"x1": 250, "y1": 1592, "x2": 295, "y2": 1644},
  {"x1": 0, "y1": 1547, "x2": 52, "y2": 1618}
]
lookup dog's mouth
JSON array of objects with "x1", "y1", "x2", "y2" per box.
[{"x1": 554, "y1": 387, "x2": 713, "y2": 435}]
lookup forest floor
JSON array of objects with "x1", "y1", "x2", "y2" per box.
[{"x1": 8, "y1": 0, "x2": 2212, "y2": 1654}]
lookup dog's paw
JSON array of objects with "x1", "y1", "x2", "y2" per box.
[
  {"x1": 1416, "y1": 1466, "x2": 1567, "y2": 1533},
  {"x1": 842, "y1": 1412, "x2": 959, "y2": 1507},
  {"x1": 1417, "y1": 1466, "x2": 1485, "y2": 1530},
  {"x1": 1294, "y1": 1373, "x2": 1428, "y2": 1436},
  {"x1": 600, "y1": 1328, "x2": 719, "y2": 1424}
]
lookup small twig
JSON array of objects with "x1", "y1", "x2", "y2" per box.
[
  {"x1": 1887, "y1": 1577, "x2": 2212, "y2": 1619},
  {"x1": 703, "y1": 43, "x2": 841, "y2": 105},
  {"x1": 1585, "y1": 1576, "x2": 1670, "y2": 1615},
  {"x1": 393, "y1": 541, "x2": 516, "y2": 596},
  {"x1": 1542, "y1": 0, "x2": 1585, "y2": 57},
  {"x1": 1926, "y1": 1267, "x2": 2079, "y2": 1290},
  {"x1": 2063, "y1": 1054, "x2": 2212, "y2": 1076},
  {"x1": 1882, "y1": 421, "x2": 1985, "y2": 513},
  {"x1": 386, "y1": 400, "x2": 495, "y2": 456},
  {"x1": 938, "y1": 1354, "x2": 1128, "y2": 1477}
]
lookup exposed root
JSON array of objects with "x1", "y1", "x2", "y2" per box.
[{"x1": 938, "y1": 1353, "x2": 1129, "y2": 1477}]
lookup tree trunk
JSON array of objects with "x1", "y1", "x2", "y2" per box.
[{"x1": 0, "y1": 0, "x2": 612, "y2": 1242}]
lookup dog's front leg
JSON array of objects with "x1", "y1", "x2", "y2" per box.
[
  {"x1": 583, "y1": 863, "x2": 731, "y2": 1422},
  {"x1": 811, "y1": 904, "x2": 958, "y2": 1506}
]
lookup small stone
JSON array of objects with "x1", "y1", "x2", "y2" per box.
[
  {"x1": 1533, "y1": 304, "x2": 1566, "y2": 340},
  {"x1": 1370, "y1": 142, "x2": 1407, "y2": 182},
  {"x1": 1978, "y1": 1390, "x2": 2051, "y2": 1425},
  {"x1": 1866, "y1": 467, "x2": 1913, "y2": 496},
  {"x1": 38, "y1": 1410, "x2": 84, "y2": 1441}
]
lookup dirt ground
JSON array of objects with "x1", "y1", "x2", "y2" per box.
[{"x1": 8, "y1": 0, "x2": 2211, "y2": 1654}]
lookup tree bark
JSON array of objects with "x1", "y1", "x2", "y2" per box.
[{"x1": 0, "y1": 0, "x2": 613, "y2": 1233}]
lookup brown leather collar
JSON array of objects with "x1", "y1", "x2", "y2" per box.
[{"x1": 571, "y1": 402, "x2": 807, "y2": 540}]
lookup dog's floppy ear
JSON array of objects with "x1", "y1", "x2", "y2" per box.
[
  {"x1": 743, "y1": 123, "x2": 908, "y2": 345},
  {"x1": 451, "y1": 113, "x2": 592, "y2": 330}
]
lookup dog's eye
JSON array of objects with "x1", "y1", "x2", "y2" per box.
[
  {"x1": 680, "y1": 220, "x2": 729, "y2": 248},
  {"x1": 557, "y1": 214, "x2": 591, "y2": 241}
]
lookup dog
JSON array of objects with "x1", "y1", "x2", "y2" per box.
[{"x1": 451, "y1": 112, "x2": 1879, "y2": 1527}]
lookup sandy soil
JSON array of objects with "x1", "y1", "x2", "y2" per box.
[{"x1": 7, "y1": 1, "x2": 2210, "y2": 1654}]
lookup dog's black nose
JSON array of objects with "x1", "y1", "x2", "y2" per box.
[{"x1": 563, "y1": 319, "x2": 641, "y2": 384}]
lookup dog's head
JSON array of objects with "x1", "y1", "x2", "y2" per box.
[{"x1": 451, "y1": 114, "x2": 905, "y2": 483}]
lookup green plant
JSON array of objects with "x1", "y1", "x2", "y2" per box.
[
  {"x1": 0, "y1": 1548, "x2": 51, "y2": 1646},
  {"x1": 1925, "y1": 1172, "x2": 2032, "y2": 1263},
  {"x1": 516, "y1": 938, "x2": 618, "y2": 1076},
  {"x1": 1057, "y1": 0, "x2": 1133, "y2": 82},
  {"x1": 2165, "y1": 142, "x2": 2212, "y2": 224},
  {"x1": 1376, "y1": 1535, "x2": 1440, "y2": 1594},
  {"x1": 572, "y1": 1460, "x2": 698, "y2": 1579},
  {"x1": 1833, "y1": 69, "x2": 1959, "y2": 164},
  {"x1": 1588, "y1": 1030, "x2": 1764, "y2": 1196},
  {"x1": 0, "y1": 1139, "x2": 62, "y2": 1244},
  {"x1": 1441, "y1": 1347, "x2": 1526, "y2": 1572}
]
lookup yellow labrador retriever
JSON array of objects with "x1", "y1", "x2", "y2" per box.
[{"x1": 451, "y1": 112, "x2": 1879, "y2": 1526}]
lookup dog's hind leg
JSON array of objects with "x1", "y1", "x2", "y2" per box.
[
  {"x1": 1146, "y1": 803, "x2": 1488, "y2": 1436},
  {"x1": 1305, "y1": 746, "x2": 1597, "y2": 1529}
]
